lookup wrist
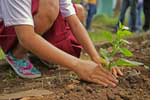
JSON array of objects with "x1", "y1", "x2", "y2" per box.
[
  {"x1": 70, "y1": 58, "x2": 82, "y2": 73},
  {"x1": 91, "y1": 56, "x2": 101, "y2": 64}
]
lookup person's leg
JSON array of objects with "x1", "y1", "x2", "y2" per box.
[
  {"x1": 7, "y1": 0, "x2": 59, "y2": 78},
  {"x1": 86, "y1": 3, "x2": 97, "y2": 30},
  {"x1": 115, "y1": 0, "x2": 129, "y2": 31},
  {"x1": 118, "y1": 0, "x2": 129, "y2": 24},
  {"x1": 129, "y1": 0, "x2": 143, "y2": 31},
  {"x1": 136, "y1": 1, "x2": 143, "y2": 31},
  {"x1": 129, "y1": 0, "x2": 138, "y2": 32},
  {"x1": 74, "y1": 4, "x2": 86, "y2": 24},
  {"x1": 114, "y1": 0, "x2": 122, "y2": 17},
  {"x1": 143, "y1": 0, "x2": 150, "y2": 31}
]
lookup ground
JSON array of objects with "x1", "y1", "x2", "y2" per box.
[{"x1": 0, "y1": 15, "x2": 149, "y2": 100}]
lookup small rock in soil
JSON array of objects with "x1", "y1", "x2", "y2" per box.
[
  {"x1": 85, "y1": 86, "x2": 93, "y2": 93},
  {"x1": 107, "y1": 91, "x2": 115, "y2": 100}
]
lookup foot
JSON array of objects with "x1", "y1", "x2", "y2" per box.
[{"x1": 6, "y1": 52, "x2": 41, "y2": 79}]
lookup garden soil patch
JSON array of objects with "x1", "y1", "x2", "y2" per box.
[{"x1": 0, "y1": 34, "x2": 149, "y2": 100}]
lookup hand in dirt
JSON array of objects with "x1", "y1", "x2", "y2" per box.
[
  {"x1": 76, "y1": 60, "x2": 119, "y2": 87},
  {"x1": 111, "y1": 67, "x2": 123, "y2": 78},
  {"x1": 91, "y1": 57, "x2": 123, "y2": 78}
]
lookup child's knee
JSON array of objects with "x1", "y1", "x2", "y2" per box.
[
  {"x1": 75, "y1": 4, "x2": 86, "y2": 23},
  {"x1": 42, "y1": 0, "x2": 59, "y2": 24},
  {"x1": 34, "y1": 0, "x2": 59, "y2": 34},
  {"x1": 47, "y1": 0, "x2": 59, "y2": 21}
]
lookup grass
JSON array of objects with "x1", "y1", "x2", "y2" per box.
[
  {"x1": 89, "y1": 31, "x2": 115, "y2": 43},
  {"x1": 92, "y1": 14, "x2": 118, "y2": 27},
  {"x1": 89, "y1": 12, "x2": 145, "y2": 43},
  {"x1": 89, "y1": 14, "x2": 117, "y2": 43}
]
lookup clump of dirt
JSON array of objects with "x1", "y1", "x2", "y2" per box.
[{"x1": 106, "y1": 67, "x2": 149, "y2": 100}]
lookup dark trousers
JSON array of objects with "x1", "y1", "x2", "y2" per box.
[
  {"x1": 143, "y1": 0, "x2": 150, "y2": 31},
  {"x1": 86, "y1": 3, "x2": 97, "y2": 30},
  {"x1": 129, "y1": 0, "x2": 143, "y2": 31},
  {"x1": 116, "y1": 0, "x2": 138, "y2": 32}
]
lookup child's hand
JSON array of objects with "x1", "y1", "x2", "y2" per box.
[
  {"x1": 111, "y1": 67, "x2": 123, "y2": 78},
  {"x1": 92, "y1": 57, "x2": 123, "y2": 78},
  {"x1": 76, "y1": 60, "x2": 118, "y2": 87}
]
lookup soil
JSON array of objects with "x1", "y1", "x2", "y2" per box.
[{"x1": 0, "y1": 33, "x2": 150, "y2": 100}]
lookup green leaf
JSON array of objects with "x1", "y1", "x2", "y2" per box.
[
  {"x1": 99, "y1": 48, "x2": 110, "y2": 59},
  {"x1": 119, "y1": 48, "x2": 133, "y2": 57},
  {"x1": 117, "y1": 22, "x2": 132, "y2": 39},
  {"x1": 115, "y1": 58, "x2": 144, "y2": 67},
  {"x1": 120, "y1": 39, "x2": 131, "y2": 45},
  {"x1": 117, "y1": 30, "x2": 132, "y2": 39},
  {"x1": 104, "y1": 31, "x2": 113, "y2": 42},
  {"x1": 109, "y1": 62, "x2": 117, "y2": 67},
  {"x1": 0, "y1": 48, "x2": 5, "y2": 60}
]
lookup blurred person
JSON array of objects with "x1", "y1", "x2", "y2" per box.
[
  {"x1": 86, "y1": 0, "x2": 97, "y2": 30},
  {"x1": 143, "y1": 0, "x2": 150, "y2": 31},
  {"x1": 114, "y1": 0, "x2": 138, "y2": 32},
  {"x1": 129, "y1": 0, "x2": 143, "y2": 32},
  {"x1": 113, "y1": 0, "x2": 122, "y2": 17}
]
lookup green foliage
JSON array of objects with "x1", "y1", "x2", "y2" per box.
[
  {"x1": 93, "y1": 14, "x2": 118, "y2": 27},
  {"x1": 89, "y1": 31, "x2": 115, "y2": 43},
  {"x1": 72, "y1": 0, "x2": 81, "y2": 3},
  {"x1": 117, "y1": 22, "x2": 132, "y2": 38},
  {"x1": 103, "y1": 31, "x2": 114, "y2": 42},
  {"x1": 99, "y1": 23, "x2": 146, "y2": 70},
  {"x1": 0, "y1": 48, "x2": 5, "y2": 60},
  {"x1": 114, "y1": 58, "x2": 144, "y2": 67},
  {"x1": 119, "y1": 48, "x2": 133, "y2": 57}
]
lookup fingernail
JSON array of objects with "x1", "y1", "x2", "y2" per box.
[
  {"x1": 113, "y1": 83, "x2": 117, "y2": 87},
  {"x1": 116, "y1": 79, "x2": 119, "y2": 83},
  {"x1": 105, "y1": 84, "x2": 108, "y2": 87}
]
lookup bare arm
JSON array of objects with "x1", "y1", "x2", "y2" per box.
[
  {"x1": 15, "y1": 25, "x2": 79, "y2": 72},
  {"x1": 14, "y1": 25, "x2": 118, "y2": 87},
  {"x1": 66, "y1": 15, "x2": 101, "y2": 63},
  {"x1": 66, "y1": 15, "x2": 123, "y2": 77}
]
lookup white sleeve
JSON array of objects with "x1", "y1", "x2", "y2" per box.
[
  {"x1": 1, "y1": 0, "x2": 34, "y2": 27},
  {"x1": 60, "y1": 0, "x2": 76, "y2": 17}
]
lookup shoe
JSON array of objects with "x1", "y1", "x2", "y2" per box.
[{"x1": 6, "y1": 52, "x2": 41, "y2": 79}]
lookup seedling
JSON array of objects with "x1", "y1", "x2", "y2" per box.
[{"x1": 99, "y1": 23, "x2": 147, "y2": 70}]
